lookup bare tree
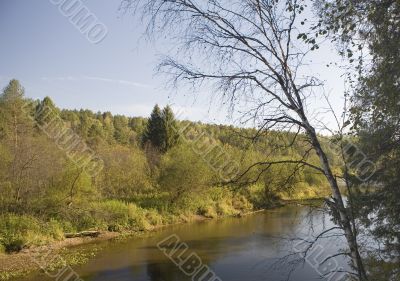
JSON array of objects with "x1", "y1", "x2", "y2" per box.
[{"x1": 123, "y1": 0, "x2": 367, "y2": 279}]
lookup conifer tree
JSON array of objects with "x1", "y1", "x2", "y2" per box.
[
  {"x1": 161, "y1": 105, "x2": 179, "y2": 152},
  {"x1": 142, "y1": 105, "x2": 179, "y2": 152},
  {"x1": 142, "y1": 104, "x2": 165, "y2": 150}
]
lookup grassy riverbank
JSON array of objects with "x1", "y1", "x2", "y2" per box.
[
  {"x1": 0, "y1": 206, "x2": 256, "y2": 281},
  {"x1": 0, "y1": 184, "x2": 329, "y2": 255},
  {"x1": 0, "y1": 194, "x2": 330, "y2": 281}
]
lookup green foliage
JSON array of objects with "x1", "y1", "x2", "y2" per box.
[
  {"x1": 0, "y1": 80, "x2": 340, "y2": 253},
  {"x1": 318, "y1": 1, "x2": 400, "y2": 276},
  {"x1": 159, "y1": 144, "x2": 214, "y2": 203},
  {"x1": 196, "y1": 188, "x2": 253, "y2": 217},
  {"x1": 0, "y1": 214, "x2": 63, "y2": 253},
  {"x1": 142, "y1": 105, "x2": 165, "y2": 150},
  {"x1": 161, "y1": 105, "x2": 179, "y2": 151},
  {"x1": 98, "y1": 145, "x2": 153, "y2": 198},
  {"x1": 245, "y1": 184, "x2": 279, "y2": 209},
  {"x1": 34, "y1": 96, "x2": 60, "y2": 126},
  {"x1": 142, "y1": 105, "x2": 179, "y2": 153},
  {"x1": 92, "y1": 200, "x2": 162, "y2": 231}
]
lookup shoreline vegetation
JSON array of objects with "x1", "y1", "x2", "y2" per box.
[
  {"x1": 0, "y1": 199, "x2": 325, "y2": 281},
  {"x1": 0, "y1": 207, "x2": 252, "y2": 281},
  {"x1": 0, "y1": 80, "x2": 334, "y2": 280}
]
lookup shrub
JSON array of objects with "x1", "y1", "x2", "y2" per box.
[
  {"x1": 145, "y1": 209, "x2": 163, "y2": 226},
  {"x1": 198, "y1": 205, "x2": 217, "y2": 218},
  {"x1": 46, "y1": 219, "x2": 65, "y2": 240},
  {"x1": 71, "y1": 210, "x2": 103, "y2": 231},
  {"x1": 93, "y1": 200, "x2": 156, "y2": 232},
  {"x1": 0, "y1": 214, "x2": 56, "y2": 253},
  {"x1": 232, "y1": 195, "x2": 253, "y2": 213},
  {"x1": 216, "y1": 200, "x2": 239, "y2": 216},
  {"x1": 131, "y1": 192, "x2": 170, "y2": 212}
]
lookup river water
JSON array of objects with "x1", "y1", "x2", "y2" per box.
[{"x1": 23, "y1": 205, "x2": 349, "y2": 281}]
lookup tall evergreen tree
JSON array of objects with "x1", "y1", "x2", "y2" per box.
[
  {"x1": 142, "y1": 105, "x2": 179, "y2": 152},
  {"x1": 161, "y1": 105, "x2": 179, "y2": 152},
  {"x1": 142, "y1": 105, "x2": 165, "y2": 150}
]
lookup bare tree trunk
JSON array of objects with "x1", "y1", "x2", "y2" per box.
[
  {"x1": 303, "y1": 118, "x2": 368, "y2": 280},
  {"x1": 128, "y1": 0, "x2": 369, "y2": 278}
]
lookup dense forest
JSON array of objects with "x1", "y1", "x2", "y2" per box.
[{"x1": 0, "y1": 79, "x2": 335, "y2": 253}]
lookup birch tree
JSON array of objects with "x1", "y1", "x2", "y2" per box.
[{"x1": 124, "y1": 0, "x2": 368, "y2": 279}]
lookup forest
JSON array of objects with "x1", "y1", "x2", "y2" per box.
[
  {"x1": 0, "y1": 80, "x2": 335, "y2": 253},
  {"x1": 1, "y1": 0, "x2": 399, "y2": 280}
]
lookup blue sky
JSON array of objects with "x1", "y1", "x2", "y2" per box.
[{"x1": 0, "y1": 0, "x2": 348, "y2": 129}]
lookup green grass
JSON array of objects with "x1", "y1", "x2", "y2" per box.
[
  {"x1": 0, "y1": 183, "x2": 324, "y2": 254},
  {"x1": 0, "y1": 214, "x2": 64, "y2": 253}
]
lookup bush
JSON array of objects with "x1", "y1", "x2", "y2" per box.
[
  {"x1": 245, "y1": 184, "x2": 280, "y2": 208},
  {"x1": 69, "y1": 209, "x2": 103, "y2": 231},
  {"x1": 98, "y1": 146, "x2": 153, "y2": 198},
  {"x1": 0, "y1": 214, "x2": 62, "y2": 253},
  {"x1": 216, "y1": 200, "x2": 239, "y2": 216},
  {"x1": 130, "y1": 192, "x2": 170, "y2": 212},
  {"x1": 145, "y1": 209, "x2": 163, "y2": 226},
  {"x1": 232, "y1": 195, "x2": 253, "y2": 213},
  {"x1": 93, "y1": 200, "x2": 158, "y2": 232},
  {"x1": 46, "y1": 219, "x2": 65, "y2": 240},
  {"x1": 198, "y1": 205, "x2": 217, "y2": 218},
  {"x1": 195, "y1": 188, "x2": 253, "y2": 218}
]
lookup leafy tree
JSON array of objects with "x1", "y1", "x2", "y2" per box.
[
  {"x1": 35, "y1": 96, "x2": 60, "y2": 127},
  {"x1": 88, "y1": 119, "x2": 106, "y2": 146},
  {"x1": 129, "y1": 1, "x2": 368, "y2": 278},
  {"x1": 0, "y1": 80, "x2": 32, "y2": 148},
  {"x1": 102, "y1": 111, "x2": 115, "y2": 142},
  {"x1": 159, "y1": 144, "x2": 213, "y2": 204},
  {"x1": 317, "y1": 0, "x2": 400, "y2": 278},
  {"x1": 0, "y1": 80, "x2": 37, "y2": 207},
  {"x1": 98, "y1": 145, "x2": 152, "y2": 199}
]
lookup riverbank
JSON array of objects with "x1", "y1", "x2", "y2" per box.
[
  {"x1": 0, "y1": 212, "x2": 235, "y2": 281},
  {"x1": 0, "y1": 198, "x2": 323, "y2": 281},
  {"x1": 0, "y1": 231, "x2": 120, "y2": 280}
]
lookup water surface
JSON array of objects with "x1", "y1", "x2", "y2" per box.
[{"x1": 23, "y1": 205, "x2": 349, "y2": 281}]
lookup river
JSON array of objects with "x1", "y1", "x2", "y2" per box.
[{"x1": 21, "y1": 204, "x2": 349, "y2": 281}]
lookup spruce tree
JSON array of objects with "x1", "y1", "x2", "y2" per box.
[
  {"x1": 162, "y1": 105, "x2": 179, "y2": 152},
  {"x1": 142, "y1": 105, "x2": 179, "y2": 152},
  {"x1": 142, "y1": 104, "x2": 165, "y2": 150}
]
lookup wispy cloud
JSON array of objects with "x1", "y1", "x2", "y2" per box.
[
  {"x1": 41, "y1": 76, "x2": 150, "y2": 88},
  {"x1": 82, "y1": 76, "x2": 150, "y2": 88}
]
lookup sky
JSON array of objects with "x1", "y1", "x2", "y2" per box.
[{"x1": 0, "y1": 0, "x2": 348, "y2": 129}]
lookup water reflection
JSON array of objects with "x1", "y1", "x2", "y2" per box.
[{"x1": 22, "y1": 205, "x2": 349, "y2": 281}]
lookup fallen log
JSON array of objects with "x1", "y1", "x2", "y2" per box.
[{"x1": 64, "y1": 231, "x2": 100, "y2": 238}]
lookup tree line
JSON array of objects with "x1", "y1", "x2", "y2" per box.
[{"x1": 0, "y1": 79, "x2": 332, "y2": 254}]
